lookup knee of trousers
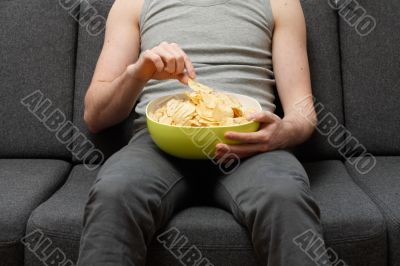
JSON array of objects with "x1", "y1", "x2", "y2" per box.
[
  {"x1": 87, "y1": 171, "x2": 165, "y2": 221},
  {"x1": 236, "y1": 177, "x2": 319, "y2": 222}
]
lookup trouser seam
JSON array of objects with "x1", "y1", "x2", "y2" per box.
[
  {"x1": 216, "y1": 180, "x2": 246, "y2": 225},
  {"x1": 159, "y1": 175, "x2": 185, "y2": 203},
  {"x1": 152, "y1": 175, "x2": 186, "y2": 232}
]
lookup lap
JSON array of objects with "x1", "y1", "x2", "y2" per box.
[
  {"x1": 218, "y1": 149, "x2": 309, "y2": 189},
  {"x1": 91, "y1": 129, "x2": 194, "y2": 211},
  {"x1": 96, "y1": 129, "x2": 184, "y2": 185},
  {"x1": 214, "y1": 150, "x2": 312, "y2": 219},
  {"x1": 92, "y1": 132, "x2": 311, "y2": 216}
]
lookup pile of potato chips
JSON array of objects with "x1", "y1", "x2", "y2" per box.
[{"x1": 150, "y1": 79, "x2": 253, "y2": 127}]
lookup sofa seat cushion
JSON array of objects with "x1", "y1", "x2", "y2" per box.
[
  {"x1": 26, "y1": 161, "x2": 386, "y2": 266},
  {"x1": 24, "y1": 165, "x2": 99, "y2": 266},
  {"x1": 25, "y1": 164, "x2": 258, "y2": 266},
  {"x1": 147, "y1": 207, "x2": 258, "y2": 266},
  {"x1": 305, "y1": 160, "x2": 387, "y2": 266},
  {"x1": 0, "y1": 159, "x2": 70, "y2": 266},
  {"x1": 346, "y1": 157, "x2": 400, "y2": 265}
]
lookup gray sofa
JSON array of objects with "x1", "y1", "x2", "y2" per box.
[{"x1": 1, "y1": 0, "x2": 399, "y2": 265}]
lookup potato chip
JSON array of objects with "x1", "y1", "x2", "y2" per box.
[
  {"x1": 188, "y1": 79, "x2": 213, "y2": 93},
  {"x1": 232, "y1": 107, "x2": 243, "y2": 117},
  {"x1": 150, "y1": 79, "x2": 255, "y2": 126},
  {"x1": 196, "y1": 104, "x2": 214, "y2": 120}
]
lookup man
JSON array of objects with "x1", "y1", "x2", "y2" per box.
[{"x1": 77, "y1": 0, "x2": 325, "y2": 265}]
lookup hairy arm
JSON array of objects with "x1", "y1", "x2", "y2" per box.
[
  {"x1": 84, "y1": 0, "x2": 143, "y2": 133},
  {"x1": 84, "y1": 0, "x2": 195, "y2": 133},
  {"x1": 271, "y1": 0, "x2": 316, "y2": 145},
  {"x1": 216, "y1": 0, "x2": 316, "y2": 158}
]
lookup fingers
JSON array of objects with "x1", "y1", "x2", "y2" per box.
[
  {"x1": 141, "y1": 49, "x2": 164, "y2": 73},
  {"x1": 180, "y1": 53, "x2": 196, "y2": 79},
  {"x1": 248, "y1": 111, "x2": 281, "y2": 124},
  {"x1": 150, "y1": 42, "x2": 196, "y2": 79},
  {"x1": 225, "y1": 123, "x2": 277, "y2": 143},
  {"x1": 224, "y1": 130, "x2": 266, "y2": 143},
  {"x1": 152, "y1": 45, "x2": 176, "y2": 74},
  {"x1": 168, "y1": 43, "x2": 196, "y2": 79},
  {"x1": 224, "y1": 111, "x2": 280, "y2": 143},
  {"x1": 177, "y1": 73, "x2": 190, "y2": 84}
]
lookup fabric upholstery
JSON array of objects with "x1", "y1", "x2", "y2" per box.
[
  {"x1": 346, "y1": 157, "x2": 400, "y2": 265},
  {"x1": 305, "y1": 160, "x2": 387, "y2": 265},
  {"x1": 0, "y1": 159, "x2": 70, "y2": 266},
  {"x1": 0, "y1": 0, "x2": 77, "y2": 158},
  {"x1": 340, "y1": 0, "x2": 400, "y2": 155},
  {"x1": 26, "y1": 161, "x2": 387, "y2": 266},
  {"x1": 25, "y1": 165, "x2": 98, "y2": 266},
  {"x1": 147, "y1": 207, "x2": 259, "y2": 266},
  {"x1": 0, "y1": 0, "x2": 394, "y2": 265},
  {"x1": 25, "y1": 161, "x2": 260, "y2": 266},
  {"x1": 294, "y1": 0, "x2": 345, "y2": 160},
  {"x1": 72, "y1": 0, "x2": 136, "y2": 163}
]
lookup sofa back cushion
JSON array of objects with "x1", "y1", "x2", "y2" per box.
[
  {"x1": 0, "y1": 0, "x2": 77, "y2": 159},
  {"x1": 339, "y1": 0, "x2": 400, "y2": 155},
  {"x1": 295, "y1": 0, "x2": 345, "y2": 160}
]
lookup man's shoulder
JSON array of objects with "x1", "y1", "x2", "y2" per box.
[
  {"x1": 110, "y1": 0, "x2": 144, "y2": 25},
  {"x1": 270, "y1": 0, "x2": 304, "y2": 28}
]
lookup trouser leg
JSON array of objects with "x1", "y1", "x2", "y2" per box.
[
  {"x1": 77, "y1": 132, "x2": 192, "y2": 266},
  {"x1": 214, "y1": 150, "x2": 326, "y2": 266}
]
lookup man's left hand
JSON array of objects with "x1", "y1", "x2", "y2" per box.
[{"x1": 215, "y1": 111, "x2": 293, "y2": 159}]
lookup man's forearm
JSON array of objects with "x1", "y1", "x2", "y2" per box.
[
  {"x1": 281, "y1": 110, "x2": 317, "y2": 149},
  {"x1": 84, "y1": 68, "x2": 146, "y2": 133}
]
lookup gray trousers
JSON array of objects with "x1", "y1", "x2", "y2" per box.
[{"x1": 77, "y1": 129, "x2": 325, "y2": 266}]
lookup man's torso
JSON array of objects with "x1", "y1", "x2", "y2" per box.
[{"x1": 135, "y1": 0, "x2": 276, "y2": 127}]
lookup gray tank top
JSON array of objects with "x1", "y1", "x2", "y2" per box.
[{"x1": 134, "y1": 0, "x2": 276, "y2": 127}]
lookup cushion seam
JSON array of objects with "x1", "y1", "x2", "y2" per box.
[
  {"x1": 346, "y1": 165, "x2": 400, "y2": 228},
  {"x1": 25, "y1": 221, "x2": 386, "y2": 249},
  {"x1": 0, "y1": 240, "x2": 22, "y2": 247},
  {"x1": 150, "y1": 246, "x2": 254, "y2": 250},
  {"x1": 28, "y1": 220, "x2": 81, "y2": 241},
  {"x1": 325, "y1": 226, "x2": 386, "y2": 245}
]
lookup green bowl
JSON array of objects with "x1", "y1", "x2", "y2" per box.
[{"x1": 146, "y1": 92, "x2": 261, "y2": 159}]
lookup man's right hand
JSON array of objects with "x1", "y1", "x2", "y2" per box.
[
  {"x1": 127, "y1": 42, "x2": 196, "y2": 84},
  {"x1": 84, "y1": 0, "x2": 198, "y2": 133}
]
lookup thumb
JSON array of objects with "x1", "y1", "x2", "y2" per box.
[
  {"x1": 177, "y1": 73, "x2": 190, "y2": 85},
  {"x1": 248, "y1": 111, "x2": 280, "y2": 123}
]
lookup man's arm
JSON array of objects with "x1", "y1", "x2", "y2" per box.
[
  {"x1": 216, "y1": 0, "x2": 316, "y2": 158},
  {"x1": 84, "y1": 0, "x2": 143, "y2": 133},
  {"x1": 84, "y1": 0, "x2": 195, "y2": 133},
  {"x1": 270, "y1": 0, "x2": 316, "y2": 144}
]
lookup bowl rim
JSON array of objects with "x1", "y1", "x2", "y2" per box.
[{"x1": 145, "y1": 91, "x2": 262, "y2": 129}]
